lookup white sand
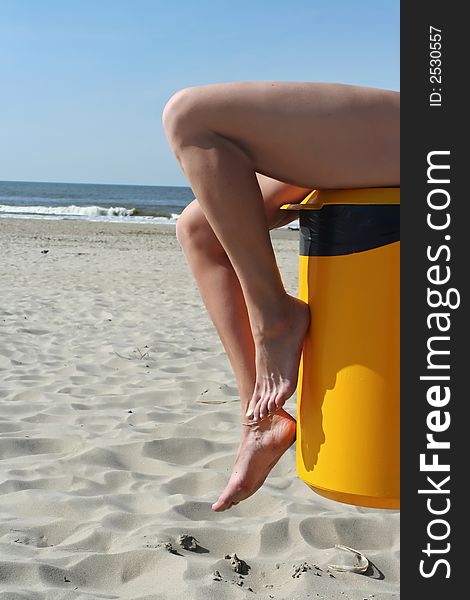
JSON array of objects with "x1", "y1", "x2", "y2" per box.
[{"x1": 0, "y1": 218, "x2": 399, "y2": 599}]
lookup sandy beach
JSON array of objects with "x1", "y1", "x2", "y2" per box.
[{"x1": 0, "y1": 217, "x2": 399, "y2": 599}]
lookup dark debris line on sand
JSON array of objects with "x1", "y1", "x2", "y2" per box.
[{"x1": 147, "y1": 531, "x2": 377, "y2": 597}]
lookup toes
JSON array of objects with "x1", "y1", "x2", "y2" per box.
[
  {"x1": 274, "y1": 391, "x2": 286, "y2": 410},
  {"x1": 256, "y1": 389, "x2": 287, "y2": 420},
  {"x1": 212, "y1": 483, "x2": 249, "y2": 512},
  {"x1": 274, "y1": 382, "x2": 296, "y2": 409},
  {"x1": 211, "y1": 500, "x2": 222, "y2": 511},
  {"x1": 245, "y1": 390, "x2": 261, "y2": 419},
  {"x1": 259, "y1": 396, "x2": 272, "y2": 420},
  {"x1": 254, "y1": 395, "x2": 268, "y2": 420},
  {"x1": 212, "y1": 496, "x2": 230, "y2": 512},
  {"x1": 212, "y1": 491, "x2": 237, "y2": 512},
  {"x1": 252, "y1": 401, "x2": 261, "y2": 421},
  {"x1": 247, "y1": 382, "x2": 295, "y2": 422},
  {"x1": 251, "y1": 393, "x2": 262, "y2": 420},
  {"x1": 267, "y1": 394, "x2": 278, "y2": 414}
]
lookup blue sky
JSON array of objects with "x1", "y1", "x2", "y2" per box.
[{"x1": 0, "y1": 0, "x2": 399, "y2": 187}]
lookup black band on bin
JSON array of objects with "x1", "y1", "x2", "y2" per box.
[{"x1": 299, "y1": 204, "x2": 400, "y2": 257}]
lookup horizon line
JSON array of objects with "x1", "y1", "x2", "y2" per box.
[{"x1": 0, "y1": 179, "x2": 191, "y2": 189}]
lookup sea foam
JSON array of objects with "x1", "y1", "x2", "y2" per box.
[
  {"x1": 0, "y1": 203, "x2": 298, "y2": 228},
  {"x1": 0, "y1": 204, "x2": 135, "y2": 217}
]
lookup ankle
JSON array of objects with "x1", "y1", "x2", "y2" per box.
[{"x1": 250, "y1": 296, "x2": 294, "y2": 340}]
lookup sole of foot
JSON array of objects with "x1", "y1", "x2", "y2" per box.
[{"x1": 211, "y1": 408, "x2": 296, "y2": 512}]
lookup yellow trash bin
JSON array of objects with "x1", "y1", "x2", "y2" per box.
[{"x1": 281, "y1": 188, "x2": 400, "y2": 509}]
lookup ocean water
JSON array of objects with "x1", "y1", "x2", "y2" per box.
[
  {"x1": 0, "y1": 180, "x2": 194, "y2": 224},
  {"x1": 0, "y1": 180, "x2": 299, "y2": 229}
]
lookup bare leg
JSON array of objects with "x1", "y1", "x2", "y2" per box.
[
  {"x1": 163, "y1": 81, "x2": 399, "y2": 424},
  {"x1": 176, "y1": 174, "x2": 309, "y2": 510}
]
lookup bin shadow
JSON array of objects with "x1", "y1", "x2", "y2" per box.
[{"x1": 297, "y1": 257, "x2": 399, "y2": 474}]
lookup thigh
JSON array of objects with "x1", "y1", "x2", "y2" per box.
[{"x1": 185, "y1": 81, "x2": 400, "y2": 189}]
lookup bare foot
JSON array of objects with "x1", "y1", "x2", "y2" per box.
[
  {"x1": 245, "y1": 294, "x2": 310, "y2": 421},
  {"x1": 211, "y1": 408, "x2": 296, "y2": 512}
]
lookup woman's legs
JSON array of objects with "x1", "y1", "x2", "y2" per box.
[
  {"x1": 163, "y1": 81, "x2": 399, "y2": 424},
  {"x1": 176, "y1": 173, "x2": 308, "y2": 415},
  {"x1": 176, "y1": 174, "x2": 309, "y2": 511}
]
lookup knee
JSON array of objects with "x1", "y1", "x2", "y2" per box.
[
  {"x1": 174, "y1": 204, "x2": 196, "y2": 248},
  {"x1": 175, "y1": 202, "x2": 223, "y2": 255},
  {"x1": 162, "y1": 86, "x2": 204, "y2": 147}
]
